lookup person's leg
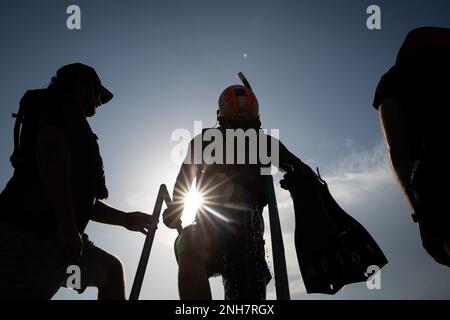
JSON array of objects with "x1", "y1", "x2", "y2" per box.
[
  {"x1": 76, "y1": 235, "x2": 126, "y2": 300},
  {"x1": 0, "y1": 222, "x2": 66, "y2": 300},
  {"x1": 176, "y1": 226, "x2": 212, "y2": 300},
  {"x1": 223, "y1": 210, "x2": 270, "y2": 300}
]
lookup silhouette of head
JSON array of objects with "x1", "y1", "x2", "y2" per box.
[
  {"x1": 217, "y1": 85, "x2": 261, "y2": 129},
  {"x1": 50, "y1": 63, "x2": 113, "y2": 117}
]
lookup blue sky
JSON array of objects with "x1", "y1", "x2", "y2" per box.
[{"x1": 1, "y1": 0, "x2": 450, "y2": 299}]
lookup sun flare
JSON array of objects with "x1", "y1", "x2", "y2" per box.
[{"x1": 181, "y1": 181, "x2": 204, "y2": 227}]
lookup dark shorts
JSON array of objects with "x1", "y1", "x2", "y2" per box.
[
  {"x1": 0, "y1": 221, "x2": 113, "y2": 300},
  {"x1": 175, "y1": 207, "x2": 271, "y2": 300}
]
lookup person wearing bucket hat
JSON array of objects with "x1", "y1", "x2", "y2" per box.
[
  {"x1": 0, "y1": 63, "x2": 155, "y2": 300},
  {"x1": 50, "y1": 63, "x2": 114, "y2": 116}
]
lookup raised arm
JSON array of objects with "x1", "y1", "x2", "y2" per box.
[
  {"x1": 278, "y1": 139, "x2": 303, "y2": 173},
  {"x1": 379, "y1": 98, "x2": 418, "y2": 214},
  {"x1": 164, "y1": 138, "x2": 199, "y2": 229}
]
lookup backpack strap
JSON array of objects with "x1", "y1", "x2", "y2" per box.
[{"x1": 10, "y1": 104, "x2": 25, "y2": 169}]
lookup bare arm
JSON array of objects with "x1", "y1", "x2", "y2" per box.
[
  {"x1": 91, "y1": 200, "x2": 126, "y2": 226},
  {"x1": 278, "y1": 140, "x2": 303, "y2": 173},
  {"x1": 379, "y1": 98, "x2": 418, "y2": 213},
  {"x1": 91, "y1": 201, "x2": 155, "y2": 235},
  {"x1": 166, "y1": 162, "x2": 197, "y2": 226},
  {"x1": 164, "y1": 138, "x2": 198, "y2": 229}
]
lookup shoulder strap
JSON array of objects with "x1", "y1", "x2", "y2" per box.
[{"x1": 10, "y1": 103, "x2": 26, "y2": 169}]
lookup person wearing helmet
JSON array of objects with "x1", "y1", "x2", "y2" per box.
[
  {"x1": 0, "y1": 63, "x2": 156, "y2": 299},
  {"x1": 164, "y1": 80, "x2": 303, "y2": 300},
  {"x1": 373, "y1": 27, "x2": 450, "y2": 266}
]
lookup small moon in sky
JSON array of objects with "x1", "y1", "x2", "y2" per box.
[{"x1": 243, "y1": 53, "x2": 248, "y2": 58}]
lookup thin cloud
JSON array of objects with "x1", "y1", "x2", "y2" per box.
[{"x1": 323, "y1": 142, "x2": 396, "y2": 208}]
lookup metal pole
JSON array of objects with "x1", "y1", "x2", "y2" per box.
[
  {"x1": 265, "y1": 174, "x2": 291, "y2": 300},
  {"x1": 129, "y1": 184, "x2": 170, "y2": 300}
]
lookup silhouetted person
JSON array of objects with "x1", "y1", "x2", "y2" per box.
[
  {"x1": 373, "y1": 27, "x2": 450, "y2": 266},
  {"x1": 0, "y1": 63, "x2": 155, "y2": 299},
  {"x1": 163, "y1": 82, "x2": 302, "y2": 300}
]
